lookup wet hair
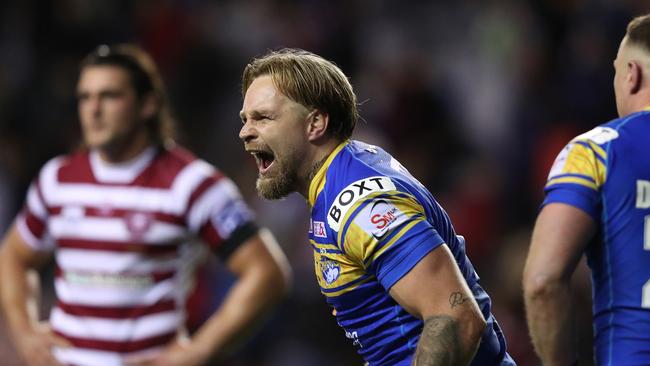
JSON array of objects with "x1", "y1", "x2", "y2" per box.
[
  {"x1": 626, "y1": 14, "x2": 650, "y2": 53},
  {"x1": 80, "y1": 44, "x2": 176, "y2": 143},
  {"x1": 242, "y1": 48, "x2": 358, "y2": 141}
]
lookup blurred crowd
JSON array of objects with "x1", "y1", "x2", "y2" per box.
[{"x1": 1, "y1": 0, "x2": 649, "y2": 365}]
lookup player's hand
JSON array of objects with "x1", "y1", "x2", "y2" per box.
[
  {"x1": 124, "y1": 336, "x2": 211, "y2": 366},
  {"x1": 13, "y1": 322, "x2": 70, "y2": 366}
]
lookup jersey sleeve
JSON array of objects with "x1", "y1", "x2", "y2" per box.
[
  {"x1": 337, "y1": 190, "x2": 445, "y2": 291},
  {"x1": 15, "y1": 163, "x2": 57, "y2": 252},
  {"x1": 543, "y1": 132, "x2": 609, "y2": 221},
  {"x1": 185, "y1": 172, "x2": 258, "y2": 259}
]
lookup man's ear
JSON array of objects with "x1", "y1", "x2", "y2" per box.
[
  {"x1": 307, "y1": 109, "x2": 329, "y2": 142},
  {"x1": 628, "y1": 60, "x2": 643, "y2": 94},
  {"x1": 139, "y1": 93, "x2": 159, "y2": 121}
]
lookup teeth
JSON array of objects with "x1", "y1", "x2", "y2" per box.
[{"x1": 246, "y1": 149, "x2": 274, "y2": 172}]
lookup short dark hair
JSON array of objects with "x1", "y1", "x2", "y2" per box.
[
  {"x1": 80, "y1": 44, "x2": 176, "y2": 144},
  {"x1": 242, "y1": 48, "x2": 358, "y2": 141},
  {"x1": 627, "y1": 14, "x2": 650, "y2": 52}
]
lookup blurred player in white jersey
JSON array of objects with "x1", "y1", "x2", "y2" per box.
[{"x1": 0, "y1": 44, "x2": 291, "y2": 366}]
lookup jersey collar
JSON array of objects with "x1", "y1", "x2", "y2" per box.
[
  {"x1": 307, "y1": 140, "x2": 349, "y2": 207},
  {"x1": 90, "y1": 145, "x2": 157, "y2": 184}
]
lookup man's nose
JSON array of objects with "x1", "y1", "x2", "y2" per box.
[
  {"x1": 239, "y1": 120, "x2": 255, "y2": 143},
  {"x1": 87, "y1": 96, "x2": 101, "y2": 117}
]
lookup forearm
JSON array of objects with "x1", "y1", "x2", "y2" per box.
[
  {"x1": 524, "y1": 280, "x2": 576, "y2": 365},
  {"x1": 189, "y1": 266, "x2": 287, "y2": 362},
  {"x1": 412, "y1": 313, "x2": 481, "y2": 366},
  {"x1": 0, "y1": 249, "x2": 40, "y2": 337}
]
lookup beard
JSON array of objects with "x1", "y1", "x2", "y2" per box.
[{"x1": 255, "y1": 153, "x2": 301, "y2": 200}]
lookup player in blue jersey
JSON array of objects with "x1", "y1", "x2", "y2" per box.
[
  {"x1": 523, "y1": 14, "x2": 650, "y2": 366},
  {"x1": 238, "y1": 48, "x2": 515, "y2": 365}
]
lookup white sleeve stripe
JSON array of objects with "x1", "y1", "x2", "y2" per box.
[
  {"x1": 172, "y1": 160, "x2": 215, "y2": 195},
  {"x1": 187, "y1": 178, "x2": 239, "y2": 233},
  {"x1": 16, "y1": 215, "x2": 51, "y2": 251},
  {"x1": 27, "y1": 184, "x2": 48, "y2": 219}
]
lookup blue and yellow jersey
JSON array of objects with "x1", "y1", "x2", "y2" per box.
[
  {"x1": 544, "y1": 110, "x2": 650, "y2": 365},
  {"x1": 308, "y1": 140, "x2": 514, "y2": 366}
]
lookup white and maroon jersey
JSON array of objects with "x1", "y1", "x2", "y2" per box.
[{"x1": 15, "y1": 145, "x2": 257, "y2": 366}]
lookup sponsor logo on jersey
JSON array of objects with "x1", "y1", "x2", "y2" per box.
[
  {"x1": 212, "y1": 199, "x2": 253, "y2": 237},
  {"x1": 320, "y1": 258, "x2": 341, "y2": 284},
  {"x1": 574, "y1": 126, "x2": 619, "y2": 144},
  {"x1": 64, "y1": 271, "x2": 153, "y2": 288},
  {"x1": 312, "y1": 220, "x2": 327, "y2": 238},
  {"x1": 345, "y1": 330, "x2": 363, "y2": 348},
  {"x1": 365, "y1": 146, "x2": 378, "y2": 154},
  {"x1": 327, "y1": 176, "x2": 396, "y2": 231},
  {"x1": 637, "y1": 180, "x2": 650, "y2": 209},
  {"x1": 369, "y1": 200, "x2": 400, "y2": 239}
]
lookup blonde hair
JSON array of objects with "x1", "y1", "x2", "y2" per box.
[
  {"x1": 627, "y1": 14, "x2": 650, "y2": 53},
  {"x1": 242, "y1": 48, "x2": 358, "y2": 141}
]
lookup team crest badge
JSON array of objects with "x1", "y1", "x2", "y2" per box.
[
  {"x1": 125, "y1": 212, "x2": 153, "y2": 240},
  {"x1": 320, "y1": 258, "x2": 341, "y2": 285}
]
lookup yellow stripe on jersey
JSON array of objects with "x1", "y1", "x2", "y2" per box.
[
  {"x1": 582, "y1": 139, "x2": 606, "y2": 162},
  {"x1": 341, "y1": 219, "x2": 374, "y2": 266},
  {"x1": 310, "y1": 239, "x2": 340, "y2": 251},
  {"x1": 338, "y1": 191, "x2": 426, "y2": 265},
  {"x1": 369, "y1": 219, "x2": 421, "y2": 264},
  {"x1": 546, "y1": 176, "x2": 598, "y2": 190},
  {"x1": 308, "y1": 140, "x2": 349, "y2": 207},
  {"x1": 334, "y1": 190, "x2": 404, "y2": 251},
  {"x1": 321, "y1": 276, "x2": 373, "y2": 297},
  {"x1": 343, "y1": 218, "x2": 422, "y2": 268},
  {"x1": 312, "y1": 240, "x2": 370, "y2": 297},
  {"x1": 547, "y1": 141, "x2": 607, "y2": 191}
]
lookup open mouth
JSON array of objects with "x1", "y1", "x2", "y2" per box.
[{"x1": 250, "y1": 150, "x2": 275, "y2": 174}]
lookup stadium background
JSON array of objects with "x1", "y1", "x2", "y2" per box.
[{"x1": 0, "y1": 1, "x2": 649, "y2": 365}]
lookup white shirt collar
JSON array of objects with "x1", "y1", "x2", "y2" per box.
[{"x1": 90, "y1": 146, "x2": 158, "y2": 183}]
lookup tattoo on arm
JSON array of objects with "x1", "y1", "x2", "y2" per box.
[
  {"x1": 412, "y1": 315, "x2": 462, "y2": 366},
  {"x1": 449, "y1": 291, "x2": 469, "y2": 309}
]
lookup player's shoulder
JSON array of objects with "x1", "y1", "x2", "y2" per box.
[
  {"x1": 156, "y1": 144, "x2": 225, "y2": 189},
  {"x1": 326, "y1": 141, "x2": 395, "y2": 193},
  {"x1": 158, "y1": 144, "x2": 199, "y2": 168},
  {"x1": 571, "y1": 124, "x2": 620, "y2": 147},
  {"x1": 37, "y1": 150, "x2": 92, "y2": 184},
  {"x1": 571, "y1": 111, "x2": 650, "y2": 147},
  {"x1": 324, "y1": 141, "x2": 408, "y2": 232}
]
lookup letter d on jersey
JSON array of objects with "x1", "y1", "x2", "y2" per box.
[
  {"x1": 637, "y1": 180, "x2": 650, "y2": 209},
  {"x1": 327, "y1": 176, "x2": 396, "y2": 232}
]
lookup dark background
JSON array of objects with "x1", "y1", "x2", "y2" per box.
[{"x1": 1, "y1": 1, "x2": 649, "y2": 365}]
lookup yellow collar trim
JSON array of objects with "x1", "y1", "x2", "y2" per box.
[{"x1": 307, "y1": 140, "x2": 349, "y2": 206}]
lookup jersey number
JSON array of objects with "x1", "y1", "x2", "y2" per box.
[{"x1": 641, "y1": 215, "x2": 650, "y2": 309}]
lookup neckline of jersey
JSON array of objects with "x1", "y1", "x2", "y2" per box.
[{"x1": 307, "y1": 140, "x2": 350, "y2": 207}]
